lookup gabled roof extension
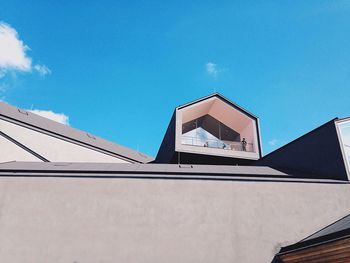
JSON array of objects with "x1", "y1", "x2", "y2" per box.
[{"x1": 0, "y1": 102, "x2": 153, "y2": 163}]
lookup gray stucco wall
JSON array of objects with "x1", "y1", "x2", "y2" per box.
[{"x1": 0, "y1": 176, "x2": 349, "y2": 262}]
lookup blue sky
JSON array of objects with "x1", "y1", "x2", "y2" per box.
[{"x1": 1, "y1": 0, "x2": 350, "y2": 157}]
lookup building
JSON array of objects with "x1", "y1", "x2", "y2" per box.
[{"x1": 0, "y1": 94, "x2": 349, "y2": 262}]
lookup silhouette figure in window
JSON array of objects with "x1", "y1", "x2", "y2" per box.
[{"x1": 242, "y1": 138, "x2": 247, "y2": 151}]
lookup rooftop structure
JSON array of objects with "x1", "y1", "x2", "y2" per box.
[{"x1": 156, "y1": 93, "x2": 262, "y2": 165}]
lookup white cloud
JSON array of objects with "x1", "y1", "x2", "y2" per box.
[
  {"x1": 28, "y1": 109, "x2": 69, "y2": 125},
  {"x1": 34, "y1": 64, "x2": 51, "y2": 76},
  {"x1": 0, "y1": 22, "x2": 32, "y2": 73},
  {"x1": 0, "y1": 22, "x2": 51, "y2": 78},
  {"x1": 206, "y1": 62, "x2": 218, "y2": 77}
]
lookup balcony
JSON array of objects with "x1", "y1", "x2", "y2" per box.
[{"x1": 181, "y1": 136, "x2": 254, "y2": 152}]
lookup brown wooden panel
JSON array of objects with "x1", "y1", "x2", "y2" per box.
[{"x1": 280, "y1": 238, "x2": 350, "y2": 263}]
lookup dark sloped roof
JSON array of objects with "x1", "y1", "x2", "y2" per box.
[
  {"x1": 278, "y1": 213, "x2": 350, "y2": 255},
  {"x1": 257, "y1": 118, "x2": 349, "y2": 181},
  {"x1": 259, "y1": 118, "x2": 339, "y2": 161},
  {"x1": 301, "y1": 214, "x2": 350, "y2": 242},
  {"x1": 0, "y1": 102, "x2": 153, "y2": 163}
]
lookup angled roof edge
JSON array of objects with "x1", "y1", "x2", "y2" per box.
[
  {"x1": 260, "y1": 118, "x2": 339, "y2": 160},
  {"x1": 176, "y1": 93, "x2": 259, "y2": 120},
  {"x1": 278, "y1": 213, "x2": 350, "y2": 255},
  {"x1": 300, "y1": 213, "x2": 350, "y2": 243},
  {"x1": 0, "y1": 102, "x2": 153, "y2": 163},
  {"x1": 154, "y1": 110, "x2": 176, "y2": 163}
]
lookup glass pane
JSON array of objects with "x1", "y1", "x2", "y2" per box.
[
  {"x1": 338, "y1": 120, "x2": 350, "y2": 170},
  {"x1": 181, "y1": 114, "x2": 255, "y2": 152}
]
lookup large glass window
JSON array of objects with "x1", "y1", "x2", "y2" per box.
[
  {"x1": 338, "y1": 120, "x2": 350, "y2": 171},
  {"x1": 181, "y1": 114, "x2": 254, "y2": 152}
]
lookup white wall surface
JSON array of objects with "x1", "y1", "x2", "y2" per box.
[
  {"x1": 0, "y1": 135, "x2": 42, "y2": 162},
  {"x1": 0, "y1": 119, "x2": 130, "y2": 163},
  {"x1": 0, "y1": 176, "x2": 349, "y2": 263}
]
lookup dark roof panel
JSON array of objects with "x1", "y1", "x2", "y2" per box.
[
  {"x1": 257, "y1": 118, "x2": 348, "y2": 181},
  {"x1": 302, "y1": 214, "x2": 350, "y2": 242}
]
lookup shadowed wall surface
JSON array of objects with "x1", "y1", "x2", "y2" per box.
[{"x1": 0, "y1": 176, "x2": 349, "y2": 263}]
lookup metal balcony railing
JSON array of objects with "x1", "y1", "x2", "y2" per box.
[{"x1": 181, "y1": 136, "x2": 255, "y2": 152}]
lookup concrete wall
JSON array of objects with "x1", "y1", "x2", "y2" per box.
[{"x1": 0, "y1": 176, "x2": 349, "y2": 262}]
